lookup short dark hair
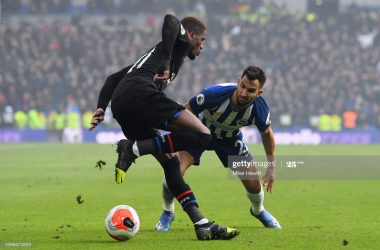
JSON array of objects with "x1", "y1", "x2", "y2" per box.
[
  {"x1": 241, "y1": 66, "x2": 266, "y2": 88},
  {"x1": 180, "y1": 17, "x2": 206, "y2": 36}
]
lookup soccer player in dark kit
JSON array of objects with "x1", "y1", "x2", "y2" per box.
[{"x1": 90, "y1": 14, "x2": 239, "y2": 240}]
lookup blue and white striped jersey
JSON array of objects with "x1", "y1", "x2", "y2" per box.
[{"x1": 189, "y1": 83, "x2": 271, "y2": 139}]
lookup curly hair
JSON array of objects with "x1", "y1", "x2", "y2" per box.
[{"x1": 180, "y1": 17, "x2": 206, "y2": 36}]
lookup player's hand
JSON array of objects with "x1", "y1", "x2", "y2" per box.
[
  {"x1": 153, "y1": 71, "x2": 169, "y2": 84},
  {"x1": 262, "y1": 167, "x2": 275, "y2": 194},
  {"x1": 89, "y1": 108, "x2": 105, "y2": 131},
  {"x1": 153, "y1": 70, "x2": 169, "y2": 91},
  {"x1": 154, "y1": 70, "x2": 169, "y2": 82},
  {"x1": 115, "y1": 168, "x2": 126, "y2": 184}
]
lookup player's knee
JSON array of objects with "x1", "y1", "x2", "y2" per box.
[
  {"x1": 154, "y1": 153, "x2": 177, "y2": 165},
  {"x1": 180, "y1": 164, "x2": 190, "y2": 176},
  {"x1": 160, "y1": 155, "x2": 180, "y2": 170},
  {"x1": 198, "y1": 125, "x2": 211, "y2": 135},
  {"x1": 196, "y1": 132, "x2": 212, "y2": 147}
]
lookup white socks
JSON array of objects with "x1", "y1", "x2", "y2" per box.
[
  {"x1": 246, "y1": 184, "x2": 264, "y2": 215},
  {"x1": 162, "y1": 176, "x2": 175, "y2": 213},
  {"x1": 132, "y1": 142, "x2": 140, "y2": 157},
  {"x1": 162, "y1": 176, "x2": 264, "y2": 219}
]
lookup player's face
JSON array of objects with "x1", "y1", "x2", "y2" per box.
[
  {"x1": 236, "y1": 75, "x2": 263, "y2": 106},
  {"x1": 188, "y1": 30, "x2": 206, "y2": 60}
]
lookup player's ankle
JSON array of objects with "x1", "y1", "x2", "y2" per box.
[
  {"x1": 132, "y1": 141, "x2": 139, "y2": 157},
  {"x1": 194, "y1": 218, "x2": 209, "y2": 226},
  {"x1": 162, "y1": 204, "x2": 174, "y2": 213},
  {"x1": 251, "y1": 205, "x2": 264, "y2": 215}
]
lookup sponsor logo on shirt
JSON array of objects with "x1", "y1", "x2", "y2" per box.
[{"x1": 237, "y1": 119, "x2": 248, "y2": 126}]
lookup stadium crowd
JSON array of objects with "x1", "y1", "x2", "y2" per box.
[{"x1": 0, "y1": 1, "x2": 380, "y2": 131}]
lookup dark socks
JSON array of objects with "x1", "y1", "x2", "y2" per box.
[
  {"x1": 161, "y1": 156, "x2": 198, "y2": 210},
  {"x1": 185, "y1": 204, "x2": 206, "y2": 224},
  {"x1": 136, "y1": 131, "x2": 212, "y2": 155},
  {"x1": 160, "y1": 156, "x2": 206, "y2": 224},
  {"x1": 136, "y1": 140, "x2": 156, "y2": 156}
]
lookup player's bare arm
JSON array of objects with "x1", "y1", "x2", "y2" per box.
[{"x1": 260, "y1": 125, "x2": 276, "y2": 193}]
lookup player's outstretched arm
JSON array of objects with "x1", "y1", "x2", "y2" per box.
[{"x1": 260, "y1": 125, "x2": 276, "y2": 193}]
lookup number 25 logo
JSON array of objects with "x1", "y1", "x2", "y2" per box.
[{"x1": 286, "y1": 161, "x2": 297, "y2": 168}]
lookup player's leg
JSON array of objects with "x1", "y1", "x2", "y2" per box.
[
  {"x1": 238, "y1": 160, "x2": 281, "y2": 229},
  {"x1": 111, "y1": 112, "x2": 159, "y2": 184},
  {"x1": 117, "y1": 94, "x2": 211, "y2": 160},
  {"x1": 134, "y1": 109, "x2": 211, "y2": 157},
  {"x1": 238, "y1": 163, "x2": 263, "y2": 215},
  {"x1": 112, "y1": 90, "x2": 212, "y2": 182},
  {"x1": 156, "y1": 151, "x2": 196, "y2": 231},
  {"x1": 161, "y1": 151, "x2": 196, "y2": 213},
  {"x1": 112, "y1": 89, "x2": 238, "y2": 238},
  {"x1": 213, "y1": 138, "x2": 281, "y2": 229},
  {"x1": 153, "y1": 153, "x2": 238, "y2": 239}
]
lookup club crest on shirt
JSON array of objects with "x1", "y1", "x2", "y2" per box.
[
  {"x1": 236, "y1": 119, "x2": 248, "y2": 126},
  {"x1": 196, "y1": 94, "x2": 205, "y2": 105}
]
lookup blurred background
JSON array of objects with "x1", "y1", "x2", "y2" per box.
[{"x1": 0, "y1": 0, "x2": 379, "y2": 144}]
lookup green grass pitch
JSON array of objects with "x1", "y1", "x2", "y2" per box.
[{"x1": 1, "y1": 143, "x2": 379, "y2": 249}]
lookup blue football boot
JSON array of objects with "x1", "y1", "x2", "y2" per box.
[
  {"x1": 250, "y1": 207, "x2": 281, "y2": 228},
  {"x1": 155, "y1": 211, "x2": 175, "y2": 231}
]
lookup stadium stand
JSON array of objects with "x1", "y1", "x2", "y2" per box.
[{"x1": 0, "y1": 0, "x2": 379, "y2": 131}]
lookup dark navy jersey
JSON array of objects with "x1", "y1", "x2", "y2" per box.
[
  {"x1": 112, "y1": 17, "x2": 192, "y2": 102},
  {"x1": 189, "y1": 83, "x2": 271, "y2": 139}
]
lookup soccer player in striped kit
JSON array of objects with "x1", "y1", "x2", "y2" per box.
[{"x1": 155, "y1": 66, "x2": 281, "y2": 231}]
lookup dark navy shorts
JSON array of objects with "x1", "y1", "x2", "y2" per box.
[{"x1": 186, "y1": 133, "x2": 253, "y2": 168}]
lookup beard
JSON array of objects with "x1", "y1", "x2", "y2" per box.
[{"x1": 236, "y1": 95, "x2": 247, "y2": 106}]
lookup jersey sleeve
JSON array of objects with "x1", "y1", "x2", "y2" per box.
[
  {"x1": 188, "y1": 85, "x2": 233, "y2": 116},
  {"x1": 161, "y1": 14, "x2": 182, "y2": 62},
  {"x1": 97, "y1": 65, "x2": 132, "y2": 111},
  {"x1": 254, "y1": 96, "x2": 271, "y2": 132}
]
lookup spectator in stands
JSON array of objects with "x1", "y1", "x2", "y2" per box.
[{"x1": 0, "y1": 1, "x2": 379, "y2": 131}]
